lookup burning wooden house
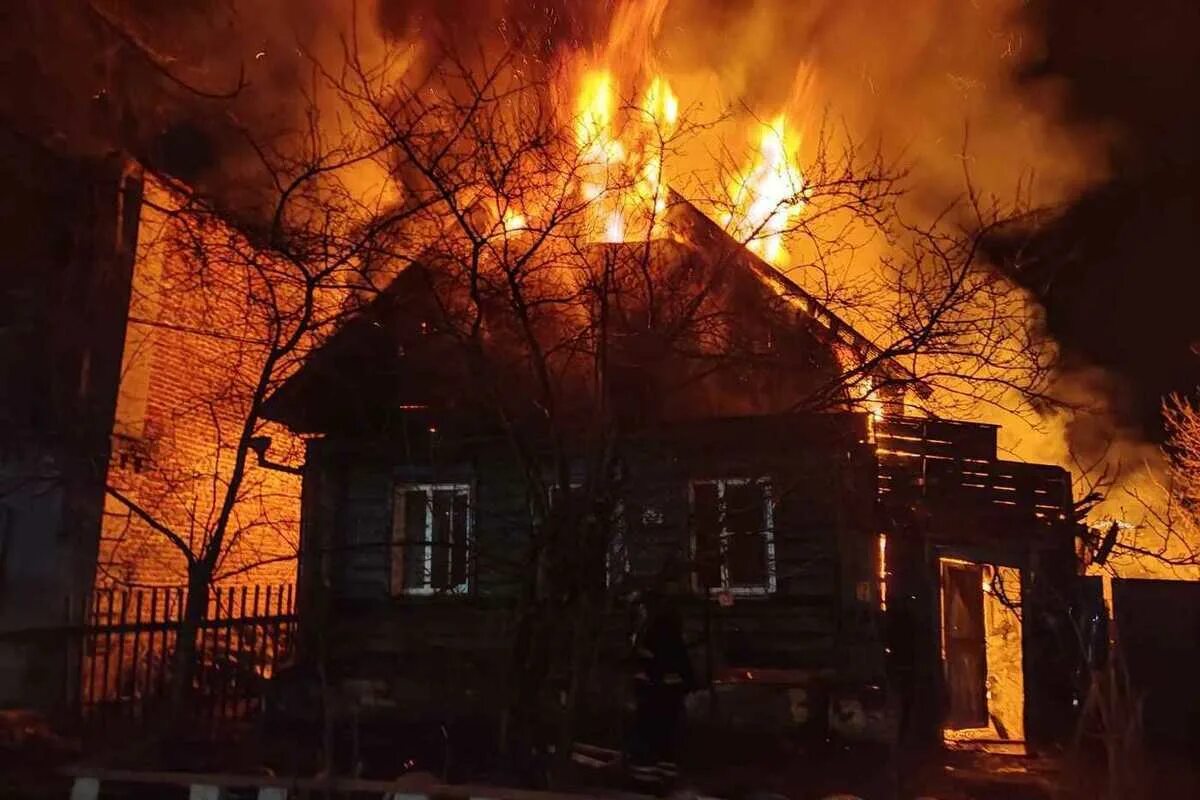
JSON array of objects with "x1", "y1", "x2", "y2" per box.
[{"x1": 262, "y1": 192, "x2": 1082, "y2": 754}]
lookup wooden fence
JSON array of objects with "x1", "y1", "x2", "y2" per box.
[{"x1": 77, "y1": 583, "x2": 296, "y2": 725}]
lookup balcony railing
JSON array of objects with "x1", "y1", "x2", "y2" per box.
[{"x1": 874, "y1": 416, "x2": 1072, "y2": 524}]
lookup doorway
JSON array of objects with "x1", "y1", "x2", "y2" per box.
[{"x1": 939, "y1": 558, "x2": 1025, "y2": 745}]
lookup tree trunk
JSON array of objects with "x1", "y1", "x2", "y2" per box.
[
  {"x1": 170, "y1": 565, "x2": 210, "y2": 718},
  {"x1": 504, "y1": 571, "x2": 547, "y2": 783}
]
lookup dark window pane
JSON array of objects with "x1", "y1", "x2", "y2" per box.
[
  {"x1": 725, "y1": 481, "x2": 768, "y2": 587},
  {"x1": 450, "y1": 491, "x2": 469, "y2": 588},
  {"x1": 693, "y1": 483, "x2": 721, "y2": 589},
  {"x1": 431, "y1": 490, "x2": 452, "y2": 589},
  {"x1": 402, "y1": 489, "x2": 428, "y2": 590}
]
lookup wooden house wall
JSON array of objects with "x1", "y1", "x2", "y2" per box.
[{"x1": 297, "y1": 416, "x2": 883, "y2": 697}]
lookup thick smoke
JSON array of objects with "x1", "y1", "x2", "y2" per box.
[
  {"x1": 590, "y1": 1, "x2": 1182, "y2": 551},
  {"x1": 633, "y1": 2, "x2": 1118, "y2": 445},
  {"x1": 6, "y1": 1, "x2": 1104, "y2": 209},
  {"x1": 648, "y1": 0, "x2": 1106, "y2": 209},
  {"x1": 11, "y1": 1, "x2": 1171, "y2": 542}
]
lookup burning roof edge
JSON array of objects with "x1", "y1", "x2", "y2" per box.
[
  {"x1": 664, "y1": 191, "x2": 931, "y2": 400},
  {"x1": 262, "y1": 192, "x2": 934, "y2": 430}
]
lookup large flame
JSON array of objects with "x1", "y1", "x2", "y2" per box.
[
  {"x1": 568, "y1": 65, "x2": 806, "y2": 263},
  {"x1": 571, "y1": 68, "x2": 679, "y2": 243},
  {"x1": 560, "y1": 0, "x2": 808, "y2": 262},
  {"x1": 723, "y1": 115, "x2": 806, "y2": 266}
]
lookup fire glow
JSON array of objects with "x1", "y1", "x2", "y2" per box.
[
  {"x1": 722, "y1": 115, "x2": 806, "y2": 265},
  {"x1": 572, "y1": 68, "x2": 678, "y2": 243},
  {"x1": 567, "y1": 67, "x2": 803, "y2": 265}
]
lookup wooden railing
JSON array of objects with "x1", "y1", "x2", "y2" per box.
[{"x1": 874, "y1": 417, "x2": 1072, "y2": 523}]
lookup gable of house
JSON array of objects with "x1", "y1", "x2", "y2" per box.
[{"x1": 264, "y1": 195, "x2": 916, "y2": 437}]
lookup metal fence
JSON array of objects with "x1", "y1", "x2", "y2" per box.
[{"x1": 78, "y1": 583, "x2": 296, "y2": 725}]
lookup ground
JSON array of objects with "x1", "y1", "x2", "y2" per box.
[{"x1": 2, "y1": 711, "x2": 1198, "y2": 799}]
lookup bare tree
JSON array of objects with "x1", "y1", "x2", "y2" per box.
[
  {"x1": 1162, "y1": 391, "x2": 1200, "y2": 517},
  {"x1": 66, "y1": 2, "x2": 1063, "y2": 764},
  {"x1": 96, "y1": 63, "x2": 422, "y2": 714},
  {"x1": 1108, "y1": 393, "x2": 1200, "y2": 571},
  {"x1": 1062, "y1": 394, "x2": 1200, "y2": 576},
  {"x1": 271, "y1": 32, "x2": 1064, "y2": 777}
]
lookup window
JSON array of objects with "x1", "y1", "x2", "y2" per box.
[
  {"x1": 690, "y1": 478, "x2": 775, "y2": 595},
  {"x1": 391, "y1": 484, "x2": 471, "y2": 595}
]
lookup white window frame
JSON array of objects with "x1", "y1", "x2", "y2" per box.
[
  {"x1": 689, "y1": 478, "x2": 776, "y2": 596},
  {"x1": 391, "y1": 483, "x2": 472, "y2": 596}
]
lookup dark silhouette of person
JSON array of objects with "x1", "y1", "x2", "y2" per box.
[{"x1": 627, "y1": 590, "x2": 695, "y2": 790}]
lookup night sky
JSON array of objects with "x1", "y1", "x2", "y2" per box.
[{"x1": 1018, "y1": 0, "x2": 1200, "y2": 438}]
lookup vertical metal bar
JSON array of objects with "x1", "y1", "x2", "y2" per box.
[
  {"x1": 160, "y1": 588, "x2": 179, "y2": 700},
  {"x1": 147, "y1": 587, "x2": 159, "y2": 710},
  {"x1": 114, "y1": 591, "x2": 129, "y2": 719},
  {"x1": 219, "y1": 585, "x2": 235, "y2": 721},
  {"x1": 85, "y1": 590, "x2": 99, "y2": 715},
  {"x1": 252, "y1": 585, "x2": 266, "y2": 713},
  {"x1": 208, "y1": 586, "x2": 219, "y2": 725},
  {"x1": 285, "y1": 584, "x2": 295, "y2": 661},
  {"x1": 267, "y1": 583, "x2": 277, "y2": 674},
  {"x1": 98, "y1": 589, "x2": 114, "y2": 721},
  {"x1": 130, "y1": 590, "x2": 144, "y2": 720},
  {"x1": 263, "y1": 583, "x2": 274, "y2": 622},
  {"x1": 215, "y1": 585, "x2": 225, "y2": 724},
  {"x1": 205, "y1": 588, "x2": 220, "y2": 728},
  {"x1": 221, "y1": 584, "x2": 234, "y2": 722},
  {"x1": 228, "y1": 584, "x2": 238, "y2": 720},
  {"x1": 237, "y1": 585, "x2": 249, "y2": 718},
  {"x1": 160, "y1": 587, "x2": 172, "y2": 702},
  {"x1": 211, "y1": 588, "x2": 222, "y2": 724},
  {"x1": 274, "y1": 584, "x2": 286, "y2": 673},
  {"x1": 216, "y1": 585, "x2": 229, "y2": 726}
]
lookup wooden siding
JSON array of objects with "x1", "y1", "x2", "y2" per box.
[{"x1": 303, "y1": 415, "x2": 881, "y2": 692}]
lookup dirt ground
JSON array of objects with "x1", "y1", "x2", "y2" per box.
[{"x1": 4, "y1": 710, "x2": 1197, "y2": 799}]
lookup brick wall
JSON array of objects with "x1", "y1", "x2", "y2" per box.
[{"x1": 97, "y1": 175, "x2": 303, "y2": 589}]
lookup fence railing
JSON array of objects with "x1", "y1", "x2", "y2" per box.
[
  {"x1": 875, "y1": 416, "x2": 1073, "y2": 523},
  {"x1": 78, "y1": 583, "x2": 296, "y2": 726}
]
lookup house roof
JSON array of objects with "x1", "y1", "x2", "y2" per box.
[
  {"x1": 662, "y1": 192, "x2": 928, "y2": 396},
  {"x1": 263, "y1": 194, "x2": 928, "y2": 434}
]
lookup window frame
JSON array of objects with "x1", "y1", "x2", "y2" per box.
[
  {"x1": 390, "y1": 482, "x2": 472, "y2": 596},
  {"x1": 688, "y1": 477, "x2": 776, "y2": 597}
]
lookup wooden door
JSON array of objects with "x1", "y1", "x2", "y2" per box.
[{"x1": 942, "y1": 560, "x2": 988, "y2": 729}]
